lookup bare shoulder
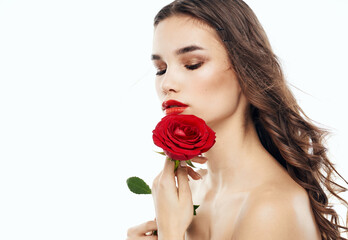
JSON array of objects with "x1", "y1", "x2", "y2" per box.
[{"x1": 233, "y1": 180, "x2": 321, "y2": 240}]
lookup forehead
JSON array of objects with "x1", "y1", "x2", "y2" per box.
[{"x1": 152, "y1": 15, "x2": 222, "y2": 54}]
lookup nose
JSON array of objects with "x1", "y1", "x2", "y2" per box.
[{"x1": 160, "y1": 69, "x2": 180, "y2": 95}]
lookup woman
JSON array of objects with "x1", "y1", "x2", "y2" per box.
[{"x1": 127, "y1": 0, "x2": 348, "y2": 239}]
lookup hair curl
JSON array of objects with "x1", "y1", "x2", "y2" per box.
[{"x1": 154, "y1": 0, "x2": 348, "y2": 239}]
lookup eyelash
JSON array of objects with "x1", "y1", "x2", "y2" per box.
[
  {"x1": 156, "y1": 69, "x2": 166, "y2": 76},
  {"x1": 185, "y1": 62, "x2": 203, "y2": 70},
  {"x1": 156, "y1": 62, "x2": 203, "y2": 76}
]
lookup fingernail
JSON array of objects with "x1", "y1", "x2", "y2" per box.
[{"x1": 196, "y1": 172, "x2": 202, "y2": 179}]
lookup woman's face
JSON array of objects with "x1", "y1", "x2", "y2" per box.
[{"x1": 152, "y1": 15, "x2": 243, "y2": 128}]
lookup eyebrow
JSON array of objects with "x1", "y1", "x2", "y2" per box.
[{"x1": 151, "y1": 45, "x2": 205, "y2": 60}]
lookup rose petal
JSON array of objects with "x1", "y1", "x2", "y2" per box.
[{"x1": 152, "y1": 114, "x2": 216, "y2": 160}]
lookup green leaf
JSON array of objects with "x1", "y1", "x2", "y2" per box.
[
  {"x1": 154, "y1": 151, "x2": 166, "y2": 156},
  {"x1": 174, "y1": 160, "x2": 180, "y2": 172},
  {"x1": 186, "y1": 160, "x2": 196, "y2": 168},
  {"x1": 126, "y1": 177, "x2": 152, "y2": 194},
  {"x1": 193, "y1": 205, "x2": 200, "y2": 215}
]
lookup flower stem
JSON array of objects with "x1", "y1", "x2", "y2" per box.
[
  {"x1": 186, "y1": 160, "x2": 196, "y2": 168},
  {"x1": 174, "y1": 160, "x2": 180, "y2": 171}
]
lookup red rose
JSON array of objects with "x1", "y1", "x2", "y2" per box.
[{"x1": 152, "y1": 115, "x2": 216, "y2": 161}]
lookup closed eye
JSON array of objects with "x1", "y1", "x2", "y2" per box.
[
  {"x1": 185, "y1": 62, "x2": 203, "y2": 70},
  {"x1": 155, "y1": 62, "x2": 203, "y2": 76},
  {"x1": 156, "y1": 69, "x2": 166, "y2": 76}
]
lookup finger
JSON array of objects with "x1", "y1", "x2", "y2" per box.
[
  {"x1": 144, "y1": 235, "x2": 158, "y2": 240},
  {"x1": 141, "y1": 220, "x2": 157, "y2": 233},
  {"x1": 152, "y1": 171, "x2": 162, "y2": 191},
  {"x1": 177, "y1": 163, "x2": 192, "y2": 198},
  {"x1": 156, "y1": 160, "x2": 176, "y2": 190},
  {"x1": 187, "y1": 167, "x2": 202, "y2": 180},
  {"x1": 162, "y1": 156, "x2": 175, "y2": 177},
  {"x1": 127, "y1": 234, "x2": 158, "y2": 240},
  {"x1": 127, "y1": 221, "x2": 157, "y2": 237},
  {"x1": 145, "y1": 231, "x2": 158, "y2": 237},
  {"x1": 190, "y1": 156, "x2": 208, "y2": 164}
]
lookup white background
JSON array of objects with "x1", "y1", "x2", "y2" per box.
[{"x1": 0, "y1": 0, "x2": 347, "y2": 239}]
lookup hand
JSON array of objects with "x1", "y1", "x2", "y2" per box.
[
  {"x1": 127, "y1": 220, "x2": 158, "y2": 240},
  {"x1": 152, "y1": 159, "x2": 199, "y2": 240},
  {"x1": 185, "y1": 155, "x2": 208, "y2": 180}
]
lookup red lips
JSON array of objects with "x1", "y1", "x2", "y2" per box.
[{"x1": 162, "y1": 100, "x2": 188, "y2": 115}]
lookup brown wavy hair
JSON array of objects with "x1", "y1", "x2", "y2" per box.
[{"x1": 154, "y1": 0, "x2": 348, "y2": 239}]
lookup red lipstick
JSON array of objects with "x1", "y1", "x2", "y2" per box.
[{"x1": 162, "y1": 100, "x2": 188, "y2": 115}]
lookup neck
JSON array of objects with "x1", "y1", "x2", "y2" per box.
[{"x1": 202, "y1": 114, "x2": 274, "y2": 191}]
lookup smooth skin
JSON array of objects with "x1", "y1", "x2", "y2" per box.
[{"x1": 127, "y1": 15, "x2": 321, "y2": 240}]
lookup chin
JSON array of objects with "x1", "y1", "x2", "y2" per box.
[{"x1": 199, "y1": 115, "x2": 214, "y2": 126}]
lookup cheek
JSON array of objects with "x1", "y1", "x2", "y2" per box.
[
  {"x1": 190, "y1": 66, "x2": 241, "y2": 122},
  {"x1": 193, "y1": 63, "x2": 240, "y2": 101},
  {"x1": 155, "y1": 79, "x2": 163, "y2": 100}
]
